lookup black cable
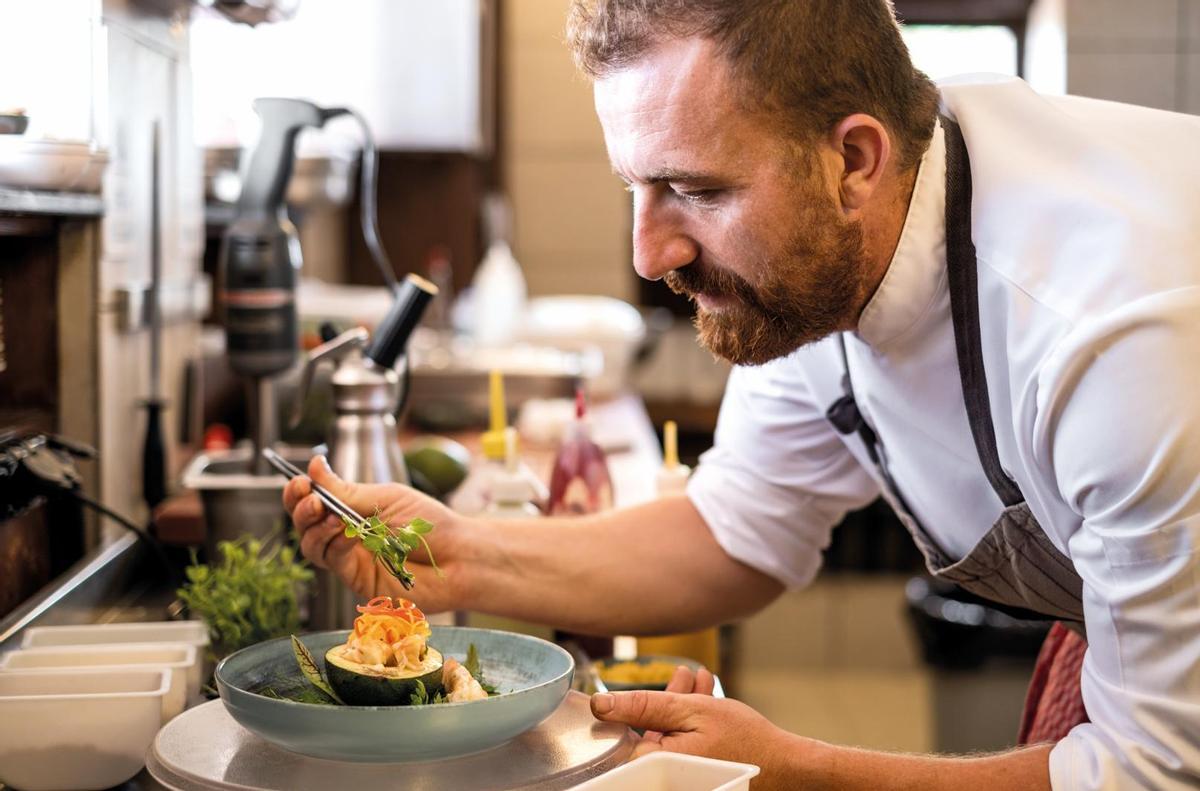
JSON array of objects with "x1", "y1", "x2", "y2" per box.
[
  {"x1": 67, "y1": 490, "x2": 180, "y2": 587},
  {"x1": 345, "y1": 108, "x2": 399, "y2": 294}
]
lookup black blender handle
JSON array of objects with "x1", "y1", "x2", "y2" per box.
[
  {"x1": 366, "y1": 273, "x2": 439, "y2": 369},
  {"x1": 237, "y1": 98, "x2": 336, "y2": 218}
]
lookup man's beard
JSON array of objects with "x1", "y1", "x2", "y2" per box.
[{"x1": 664, "y1": 194, "x2": 871, "y2": 366}]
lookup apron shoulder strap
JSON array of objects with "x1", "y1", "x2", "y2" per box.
[{"x1": 942, "y1": 116, "x2": 1025, "y2": 508}]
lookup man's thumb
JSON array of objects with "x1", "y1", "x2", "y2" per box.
[
  {"x1": 590, "y1": 690, "x2": 700, "y2": 734},
  {"x1": 308, "y1": 455, "x2": 360, "y2": 507}
]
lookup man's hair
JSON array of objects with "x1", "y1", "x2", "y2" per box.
[{"x1": 567, "y1": 0, "x2": 940, "y2": 171}]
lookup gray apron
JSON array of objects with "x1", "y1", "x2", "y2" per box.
[{"x1": 826, "y1": 117, "x2": 1085, "y2": 627}]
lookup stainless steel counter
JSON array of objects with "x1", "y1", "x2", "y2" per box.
[
  {"x1": 0, "y1": 533, "x2": 166, "y2": 653},
  {"x1": 0, "y1": 533, "x2": 178, "y2": 790}
]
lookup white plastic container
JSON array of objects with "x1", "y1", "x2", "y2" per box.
[
  {"x1": 21, "y1": 620, "x2": 209, "y2": 652},
  {"x1": 570, "y1": 752, "x2": 760, "y2": 791},
  {"x1": 0, "y1": 642, "x2": 198, "y2": 721},
  {"x1": 0, "y1": 667, "x2": 170, "y2": 791}
]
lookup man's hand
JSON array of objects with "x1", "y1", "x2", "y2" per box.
[
  {"x1": 282, "y1": 456, "x2": 471, "y2": 612},
  {"x1": 590, "y1": 667, "x2": 1053, "y2": 791},
  {"x1": 590, "y1": 671, "x2": 804, "y2": 790}
]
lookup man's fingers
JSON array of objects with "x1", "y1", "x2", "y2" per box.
[
  {"x1": 291, "y1": 492, "x2": 327, "y2": 534},
  {"x1": 307, "y1": 455, "x2": 365, "y2": 511},
  {"x1": 298, "y1": 517, "x2": 344, "y2": 569},
  {"x1": 665, "y1": 666, "x2": 696, "y2": 694},
  {"x1": 694, "y1": 667, "x2": 715, "y2": 697},
  {"x1": 590, "y1": 690, "x2": 705, "y2": 734},
  {"x1": 631, "y1": 738, "x2": 664, "y2": 760},
  {"x1": 282, "y1": 476, "x2": 311, "y2": 512}
]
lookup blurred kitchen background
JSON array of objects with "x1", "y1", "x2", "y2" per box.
[{"x1": 1, "y1": 0, "x2": 1196, "y2": 758}]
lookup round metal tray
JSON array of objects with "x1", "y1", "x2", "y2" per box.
[{"x1": 147, "y1": 692, "x2": 635, "y2": 790}]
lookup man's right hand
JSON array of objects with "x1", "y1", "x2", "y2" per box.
[{"x1": 282, "y1": 456, "x2": 472, "y2": 614}]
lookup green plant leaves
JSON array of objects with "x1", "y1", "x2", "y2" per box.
[
  {"x1": 291, "y1": 635, "x2": 343, "y2": 704},
  {"x1": 176, "y1": 533, "x2": 314, "y2": 659},
  {"x1": 337, "y1": 512, "x2": 442, "y2": 590}
]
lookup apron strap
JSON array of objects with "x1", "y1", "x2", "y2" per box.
[{"x1": 942, "y1": 117, "x2": 1025, "y2": 508}]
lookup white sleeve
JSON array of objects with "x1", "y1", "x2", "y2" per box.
[
  {"x1": 687, "y1": 354, "x2": 881, "y2": 589},
  {"x1": 1031, "y1": 289, "x2": 1200, "y2": 790}
]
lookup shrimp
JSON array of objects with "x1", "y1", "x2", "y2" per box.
[{"x1": 441, "y1": 657, "x2": 488, "y2": 702}]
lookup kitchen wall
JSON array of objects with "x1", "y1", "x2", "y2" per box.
[
  {"x1": 502, "y1": 0, "x2": 634, "y2": 302},
  {"x1": 1066, "y1": 0, "x2": 1200, "y2": 111}
]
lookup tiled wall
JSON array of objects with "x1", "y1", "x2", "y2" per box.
[
  {"x1": 502, "y1": 0, "x2": 634, "y2": 302},
  {"x1": 1066, "y1": 0, "x2": 1200, "y2": 111}
]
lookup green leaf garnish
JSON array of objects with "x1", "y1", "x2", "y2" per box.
[
  {"x1": 464, "y1": 642, "x2": 499, "y2": 696},
  {"x1": 338, "y1": 512, "x2": 443, "y2": 589},
  {"x1": 464, "y1": 643, "x2": 482, "y2": 679},
  {"x1": 291, "y1": 635, "x2": 343, "y2": 704}
]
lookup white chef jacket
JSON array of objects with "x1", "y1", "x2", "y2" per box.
[{"x1": 688, "y1": 74, "x2": 1200, "y2": 790}]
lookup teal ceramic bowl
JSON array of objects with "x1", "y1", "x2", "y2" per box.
[{"x1": 215, "y1": 627, "x2": 574, "y2": 762}]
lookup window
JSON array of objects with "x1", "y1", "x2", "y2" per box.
[
  {"x1": 895, "y1": 0, "x2": 1035, "y2": 79},
  {"x1": 902, "y1": 25, "x2": 1020, "y2": 79}
]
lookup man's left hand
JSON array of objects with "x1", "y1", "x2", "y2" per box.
[{"x1": 590, "y1": 666, "x2": 804, "y2": 788}]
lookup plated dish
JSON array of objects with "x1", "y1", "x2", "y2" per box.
[{"x1": 215, "y1": 600, "x2": 574, "y2": 762}]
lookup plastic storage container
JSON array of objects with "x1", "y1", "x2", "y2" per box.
[
  {"x1": 0, "y1": 642, "x2": 198, "y2": 720},
  {"x1": 0, "y1": 667, "x2": 170, "y2": 790},
  {"x1": 20, "y1": 619, "x2": 210, "y2": 650},
  {"x1": 571, "y1": 752, "x2": 759, "y2": 791}
]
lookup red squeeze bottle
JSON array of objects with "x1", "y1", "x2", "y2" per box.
[
  {"x1": 549, "y1": 388, "x2": 615, "y2": 659},
  {"x1": 547, "y1": 389, "x2": 613, "y2": 516}
]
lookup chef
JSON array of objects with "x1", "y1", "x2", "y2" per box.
[{"x1": 283, "y1": 0, "x2": 1200, "y2": 788}]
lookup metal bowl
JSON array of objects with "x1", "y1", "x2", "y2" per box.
[
  {"x1": 0, "y1": 114, "x2": 29, "y2": 135},
  {"x1": 215, "y1": 627, "x2": 574, "y2": 762}
]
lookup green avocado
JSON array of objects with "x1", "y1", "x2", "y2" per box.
[
  {"x1": 324, "y1": 644, "x2": 444, "y2": 706},
  {"x1": 404, "y1": 437, "x2": 470, "y2": 498}
]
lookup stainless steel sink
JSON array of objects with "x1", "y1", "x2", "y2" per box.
[{"x1": 181, "y1": 445, "x2": 314, "y2": 559}]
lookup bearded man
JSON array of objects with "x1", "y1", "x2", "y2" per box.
[{"x1": 285, "y1": 2, "x2": 1200, "y2": 787}]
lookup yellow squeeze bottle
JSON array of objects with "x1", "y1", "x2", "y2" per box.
[
  {"x1": 449, "y1": 370, "x2": 547, "y2": 515},
  {"x1": 636, "y1": 420, "x2": 721, "y2": 672}
]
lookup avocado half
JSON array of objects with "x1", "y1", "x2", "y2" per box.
[{"x1": 325, "y1": 644, "x2": 444, "y2": 706}]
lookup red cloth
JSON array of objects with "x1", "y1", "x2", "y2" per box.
[{"x1": 1018, "y1": 622, "x2": 1090, "y2": 744}]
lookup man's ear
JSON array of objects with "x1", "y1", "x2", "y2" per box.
[{"x1": 829, "y1": 114, "x2": 892, "y2": 212}]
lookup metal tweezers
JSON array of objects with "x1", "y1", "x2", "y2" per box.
[{"x1": 261, "y1": 448, "x2": 364, "y2": 527}]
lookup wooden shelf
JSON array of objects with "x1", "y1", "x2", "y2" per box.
[
  {"x1": 644, "y1": 398, "x2": 721, "y2": 434},
  {"x1": 0, "y1": 188, "x2": 104, "y2": 220}
]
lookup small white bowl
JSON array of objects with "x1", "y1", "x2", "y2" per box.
[
  {"x1": 0, "y1": 667, "x2": 170, "y2": 790},
  {"x1": 0, "y1": 642, "x2": 198, "y2": 721},
  {"x1": 571, "y1": 752, "x2": 760, "y2": 791}
]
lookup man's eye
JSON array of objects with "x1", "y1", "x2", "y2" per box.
[{"x1": 674, "y1": 188, "x2": 718, "y2": 205}]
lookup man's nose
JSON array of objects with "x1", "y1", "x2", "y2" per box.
[{"x1": 632, "y1": 199, "x2": 698, "y2": 281}]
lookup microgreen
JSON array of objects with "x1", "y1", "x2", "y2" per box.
[
  {"x1": 177, "y1": 534, "x2": 313, "y2": 659},
  {"x1": 340, "y1": 513, "x2": 441, "y2": 589}
]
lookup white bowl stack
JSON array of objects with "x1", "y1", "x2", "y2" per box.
[{"x1": 0, "y1": 620, "x2": 210, "y2": 790}]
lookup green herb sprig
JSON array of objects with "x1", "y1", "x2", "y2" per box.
[
  {"x1": 177, "y1": 535, "x2": 313, "y2": 659},
  {"x1": 465, "y1": 643, "x2": 498, "y2": 695},
  {"x1": 408, "y1": 679, "x2": 448, "y2": 706},
  {"x1": 340, "y1": 514, "x2": 441, "y2": 589}
]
